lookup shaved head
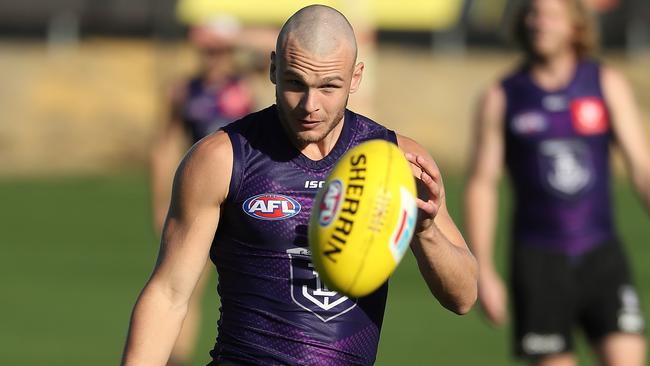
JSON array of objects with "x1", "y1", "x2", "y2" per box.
[
  {"x1": 271, "y1": 5, "x2": 364, "y2": 150},
  {"x1": 276, "y1": 5, "x2": 357, "y2": 61}
]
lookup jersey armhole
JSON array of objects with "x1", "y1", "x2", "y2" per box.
[
  {"x1": 386, "y1": 129, "x2": 398, "y2": 145},
  {"x1": 594, "y1": 62, "x2": 615, "y2": 141},
  {"x1": 499, "y1": 79, "x2": 511, "y2": 138},
  {"x1": 224, "y1": 131, "x2": 244, "y2": 203}
]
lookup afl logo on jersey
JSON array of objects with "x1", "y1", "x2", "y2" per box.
[
  {"x1": 243, "y1": 194, "x2": 301, "y2": 220},
  {"x1": 318, "y1": 180, "x2": 343, "y2": 227},
  {"x1": 512, "y1": 111, "x2": 547, "y2": 135}
]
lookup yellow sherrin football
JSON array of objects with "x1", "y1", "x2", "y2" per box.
[{"x1": 309, "y1": 139, "x2": 418, "y2": 298}]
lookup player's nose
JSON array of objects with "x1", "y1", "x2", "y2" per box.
[{"x1": 299, "y1": 88, "x2": 320, "y2": 114}]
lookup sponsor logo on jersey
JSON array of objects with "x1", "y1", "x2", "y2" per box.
[
  {"x1": 571, "y1": 97, "x2": 609, "y2": 135},
  {"x1": 242, "y1": 193, "x2": 301, "y2": 220},
  {"x1": 512, "y1": 111, "x2": 547, "y2": 135},
  {"x1": 318, "y1": 180, "x2": 343, "y2": 227},
  {"x1": 539, "y1": 139, "x2": 593, "y2": 197},
  {"x1": 304, "y1": 180, "x2": 325, "y2": 189},
  {"x1": 286, "y1": 248, "x2": 357, "y2": 322}
]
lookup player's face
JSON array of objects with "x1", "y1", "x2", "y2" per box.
[
  {"x1": 271, "y1": 40, "x2": 363, "y2": 144},
  {"x1": 198, "y1": 45, "x2": 235, "y2": 77},
  {"x1": 525, "y1": 0, "x2": 575, "y2": 59}
]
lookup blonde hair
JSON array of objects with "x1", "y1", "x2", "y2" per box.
[{"x1": 514, "y1": 0, "x2": 599, "y2": 59}]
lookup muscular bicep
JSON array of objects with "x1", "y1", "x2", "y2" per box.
[{"x1": 148, "y1": 132, "x2": 233, "y2": 304}]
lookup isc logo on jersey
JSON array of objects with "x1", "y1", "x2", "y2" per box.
[{"x1": 243, "y1": 194, "x2": 301, "y2": 220}]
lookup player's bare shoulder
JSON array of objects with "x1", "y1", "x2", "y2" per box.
[
  {"x1": 174, "y1": 131, "x2": 233, "y2": 206},
  {"x1": 600, "y1": 64, "x2": 634, "y2": 99},
  {"x1": 600, "y1": 64, "x2": 627, "y2": 84},
  {"x1": 479, "y1": 81, "x2": 506, "y2": 126}
]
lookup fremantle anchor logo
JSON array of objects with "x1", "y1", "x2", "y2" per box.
[
  {"x1": 286, "y1": 247, "x2": 357, "y2": 322},
  {"x1": 539, "y1": 139, "x2": 593, "y2": 198}
]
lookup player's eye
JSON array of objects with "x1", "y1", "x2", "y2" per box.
[
  {"x1": 320, "y1": 84, "x2": 341, "y2": 92},
  {"x1": 284, "y1": 79, "x2": 306, "y2": 92}
]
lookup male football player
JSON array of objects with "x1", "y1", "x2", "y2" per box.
[
  {"x1": 125, "y1": 5, "x2": 477, "y2": 365},
  {"x1": 150, "y1": 18, "x2": 254, "y2": 366},
  {"x1": 465, "y1": 0, "x2": 649, "y2": 365}
]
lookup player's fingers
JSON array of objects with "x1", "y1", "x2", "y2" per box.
[
  {"x1": 405, "y1": 153, "x2": 440, "y2": 199},
  {"x1": 415, "y1": 197, "x2": 439, "y2": 218},
  {"x1": 404, "y1": 153, "x2": 422, "y2": 175},
  {"x1": 420, "y1": 172, "x2": 442, "y2": 213},
  {"x1": 409, "y1": 163, "x2": 422, "y2": 178},
  {"x1": 415, "y1": 155, "x2": 441, "y2": 184},
  {"x1": 420, "y1": 172, "x2": 441, "y2": 201},
  {"x1": 416, "y1": 198, "x2": 434, "y2": 215},
  {"x1": 404, "y1": 152, "x2": 415, "y2": 162},
  {"x1": 407, "y1": 153, "x2": 441, "y2": 218},
  {"x1": 404, "y1": 153, "x2": 422, "y2": 170}
]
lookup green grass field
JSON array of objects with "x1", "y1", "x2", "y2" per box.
[{"x1": 2, "y1": 173, "x2": 648, "y2": 365}]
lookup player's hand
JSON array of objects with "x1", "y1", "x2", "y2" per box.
[
  {"x1": 404, "y1": 153, "x2": 443, "y2": 234},
  {"x1": 478, "y1": 268, "x2": 508, "y2": 327}
]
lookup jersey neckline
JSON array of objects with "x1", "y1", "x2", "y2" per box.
[
  {"x1": 522, "y1": 59, "x2": 586, "y2": 95},
  {"x1": 271, "y1": 105, "x2": 357, "y2": 171}
]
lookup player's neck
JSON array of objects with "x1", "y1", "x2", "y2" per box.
[
  {"x1": 300, "y1": 116, "x2": 345, "y2": 161},
  {"x1": 529, "y1": 50, "x2": 578, "y2": 91}
]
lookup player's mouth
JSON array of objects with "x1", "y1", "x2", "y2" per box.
[{"x1": 298, "y1": 119, "x2": 323, "y2": 129}]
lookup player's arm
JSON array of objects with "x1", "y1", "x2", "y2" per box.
[
  {"x1": 150, "y1": 81, "x2": 190, "y2": 234},
  {"x1": 397, "y1": 135, "x2": 478, "y2": 315},
  {"x1": 463, "y1": 83, "x2": 507, "y2": 326},
  {"x1": 122, "y1": 132, "x2": 232, "y2": 366},
  {"x1": 602, "y1": 67, "x2": 650, "y2": 211}
]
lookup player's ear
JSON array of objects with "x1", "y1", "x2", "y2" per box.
[
  {"x1": 349, "y1": 62, "x2": 364, "y2": 94},
  {"x1": 270, "y1": 51, "x2": 277, "y2": 85}
]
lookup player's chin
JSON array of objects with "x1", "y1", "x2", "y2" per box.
[
  {"x1": 531, "y1": 42, "x2": 562, "y2": 59},
  {"x1": 295, "y1": 129, "x2": 328, "y2": 144}
]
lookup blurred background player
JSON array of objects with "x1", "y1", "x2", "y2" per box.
[
  {"x1": 149, "y1": 16, "x2": 254, "y2": 366},
  {"x1": 465, "y1": 0, "x2": 650, "y2": 365}
]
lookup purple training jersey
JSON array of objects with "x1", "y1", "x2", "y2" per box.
[
  {"x1": 502, "y1": 60, "x2": 616, "y2": 255},
  {"x1": 182, "y1": 77, "x2": 253, "y2": 143},
  {"x1": 209, "y1": 105, "x2": 397, "y2": 365}
]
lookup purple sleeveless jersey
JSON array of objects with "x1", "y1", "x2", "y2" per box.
[
  {"x1": 502, "y1": 60, "x2": 616, "y2": 255},
  {"x1": 209, "y1": 105, "x2": 397, "y2": 365},
  {"x1": 182, "y1": 77, "x2": 253, "y2": 143}
]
